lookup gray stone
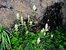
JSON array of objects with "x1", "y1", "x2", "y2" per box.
[{"x1": 0, "y1": 0, "x2": 66, "y2": 28}]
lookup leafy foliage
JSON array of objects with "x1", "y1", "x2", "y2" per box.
[
  {"x1": 0, "y1": 25, "x2": 11, "y2": 50},
  {"x1": 0, "y1": 13, "x2": 66, "y2": 50},
  {"x1": 10, "y1": 13, "x2": 66, "y2": 50}
]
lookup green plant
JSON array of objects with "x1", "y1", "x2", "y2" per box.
[
  {"x1": 0, "y1": 25, "x2": 11, "y2": 50},
  {"x1": 10, "y1": 13, "x2": 66, "y2": 50},
  {"x1": 0, "y1": 13, "x2": 66, "y2": 50}
]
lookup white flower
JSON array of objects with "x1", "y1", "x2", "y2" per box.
[
  {"x1": 28, "y1": 15, "x2": 30, "y2": 22},
  {"x1": 43, "y1": 49, "x2": 45, "y2": 50},
  {"x1": 45, "y1": 23, "x2": 48, "y2": 29},
  {"x1": 23, "y1": 22, "x2": 26, "y2": 26},
  {"x1": 37, "y1": 37, "x2": 41, "y2": 44},
  {"x1": 26, "y1": 30, "x2": 29, "y2": 34},
  {"x1": 14, "y1": 24, "x2": 18, "y2": 31},
  {"x1": 47, "y1": 19, "x2": 49, "y2": 22},
  {"x1": 33, "y1": 5, "x2": 37, "y2": 11},
  {"x1": 16, "y1": 13, "x2": 20, "y2": 20},
  {"x1": 51, "y1": 34, "x2": 53, "y2": 38},
  {"x1": 44, "y1": 32, "x2": 46, "y2": 36},
  {"x1": 41, "y1": 28, "x2": 45, "y2": 33},
  {"x1": 29, "y1": 21, "x2": 33, "y2": 26},
  {"x1": 45, "y1": 23, "x2": 49, "y2": 31},
  {"x1": 21, "y1": 16, "x2": 23, "y2": 24}
]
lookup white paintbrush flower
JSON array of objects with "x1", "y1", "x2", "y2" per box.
[
  {"x1": 51, "y1": 34, "x2": 53, "y2": 38},
  {"x1": 44, "y1": 32, "x2": 46, "y2": 36},
  {"x1": 26, "y1": 30, "x2": 29, "y2": 34},
  {"x1": 45, "y1": 23, "x2": 49, "y2": 31},
  {"x1": 21, "y1": 16, "x2": 23, "y2": 24},
  {"x1": 28, "y1": 15, "x2": 30, "y2": 23},
  {"x1": 33, "y1": 5, "x2": 37, "y2": 11},
  {"x1": 43, "y1": 49, "x2": 45, "y2": 50},
  {"x1": 45, "y1": 23, "x2": 48, "y2": 29},
  {"x1": 14, "y1": 24, "x2": 18, "y2": 31},
  {"x1": 29, "y1": 21, "x2": 33, "y2": 26},
  {"x1": 16, "y1": 13, "x2": 20, "y2": 20},
  {"x1": 41, "y1": 28, "x2": 45, "y2": 33},
  {"x1": 37, "y1": 37, "x2": 41, "y2": 44}
]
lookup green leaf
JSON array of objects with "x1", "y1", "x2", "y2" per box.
[
  {"x1": 38, "y1": 32, "x2": 45, "y2": 38},
  {"x1": 34, "y1": 48, "x2": 42, "y2": 50},
  {"x1": 0, "y1": 25, "x2": 3, "y2": 33},
  {"x1": 25, "y1": 45, "x2": 33, "y2": 50},
  {"x1": 11, "y1": 37, "x2": 19, "y2": 46},
  {"x1": 32, "y1": 40, "x2": 36, "y2": 44},
  {"x1": 64, "y1": 42, "x2": 66, "y2": 45},
  {"x1": 59, "y1": 45, "x2": 64, "y2": 50}
]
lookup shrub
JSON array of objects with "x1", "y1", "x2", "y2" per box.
[
  {"x1": 10, "y1": 13, "x2": 66, "y2": 50},
  {"x1": 0, "y1": 13, "x2": 66, "y2": 50}
]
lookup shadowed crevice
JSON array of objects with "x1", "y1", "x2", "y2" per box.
[{"x1": 31, "y1": 2, "x2": 64, "y2": 33}]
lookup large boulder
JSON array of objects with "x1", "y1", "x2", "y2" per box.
[{"x1": 0, "y1": 0, "x2": 66, "y2": 28}]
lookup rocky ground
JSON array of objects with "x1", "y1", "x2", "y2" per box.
[{"x1": 0, "y1": 0, "x2": 66, "y2": 28}]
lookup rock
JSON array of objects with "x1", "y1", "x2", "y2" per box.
[
  {"x1": 0, "y1": 8, "x2": 16, "y2": 28},
  {"x1": 0, "y1": 0, "x2": 66, "y2": 28}
]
